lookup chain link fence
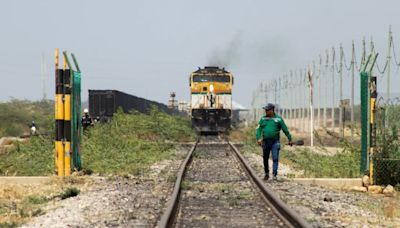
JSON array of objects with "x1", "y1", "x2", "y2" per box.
[{"x1": 373, "y1": 97, "x2": 400, "y2": 185}]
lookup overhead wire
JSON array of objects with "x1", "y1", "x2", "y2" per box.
[
  {"x1": 376, "y1": 60, "x2": 389, "y2": 74},
  {"x1": 391, "y1": 38, "x2": 400, "y2": 66},
  {"x1": 342, "y1": 48, "x2": 354, "y2": 72},
  {"x1": 253, "y1": 28, "x2": 400, "y2": 113},
  {"x1": 370, "y1": 39, "x2": 389, "y2": 75}
]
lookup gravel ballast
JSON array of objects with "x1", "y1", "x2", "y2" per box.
[
  {"x1": 21, "y1": 145, "x2": 192, "y2": 228},
  {"x1": 241, "y1": 147, "x2": 400, "y2": 227}
]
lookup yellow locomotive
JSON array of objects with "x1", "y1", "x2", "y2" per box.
[{"x1": 189, "y1": 66, "x2": 233, "y2": 133}]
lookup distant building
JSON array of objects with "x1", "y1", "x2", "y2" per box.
[{"x1": 168, "y1": 92, "x2": 178, "y2": 110}]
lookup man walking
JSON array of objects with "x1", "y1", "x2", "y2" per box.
[{"x1": 256, "y1": 103, "x2": 293, "y2": 180}]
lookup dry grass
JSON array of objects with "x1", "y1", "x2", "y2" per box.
[
  {"x1": 288, "y1": 127, "x2": 361, "y2": 148},
  {"x1": 0, "y1": 185, "x2": 23, "y2": 200},
  {"x1": 383, "y1": 198, "x2": 399, "y2": 219},
  {"x1": 228, "y1": 128, "x2": 247, "y2": 142},
  {"x1": 0, "y1": 177, "x2": 93, "y2": 227}
]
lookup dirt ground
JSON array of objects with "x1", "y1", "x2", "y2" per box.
[
  {"x1": 289, "y1": 127, "x2": 361, "y2": 148},
  {"x1": 0, "y1": 177, "x2": 95, "y2": 226}
]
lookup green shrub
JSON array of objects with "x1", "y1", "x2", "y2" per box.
[
  {"x1": 0, "y1": 99, "x2": 53, "y2": 137},
  {"x1": 0, "y1": 221, "x2": 18, "y2": 228},
  {"x1": 241, "y1": 124, "x2": 361, "y2": 178},
  {"x1": 59, "y1": 187, "x2": 80, "y2": 199},
  {"x1": 0, "y1": 136, "x2": 54, "y2": 176},
  {"x1": 0, "y1": 108, "x2": 195, "y2": 176},
  {"x1": 376, "y1": 125, "x2": 400, "y2": 159},
  {"x1": 280, "y1": 147, "x2": 360, "y2": 178},
  {"x1": 81, "y1": 109, "x2": 195, "y2": 175},
  {"x1": 26, "y1": 195, "x2": 48, "y2": 205}
]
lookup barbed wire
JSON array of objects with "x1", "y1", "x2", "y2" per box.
[
  {"x1": 342, "y1": 49, "x2": 354, "y2": 72},
  {"x1": 391, "y1": 38, "x2": 400, "y2": 66},
  {"x1": 376, "y1": 60, "x2": 389, "y2": 74},
  {"x1": 353, "y1": 48, "x2": 364, "y2": 72},
  {"x1": 251, "y1": 27, "x2": 400, "y2": 115}
]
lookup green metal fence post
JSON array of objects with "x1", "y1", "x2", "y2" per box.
[
  {"x1": 360, "y1": 72, "x2": 369, "y2": 173},
  {"x1": 360, "y1": 53, "x2": 378, "y2": 174},
  {"x1": 72, "y1": 70, "x2": 82, "y2": 170},
  {"x1": 62, "y1": 52, "x2": 82, "y2": 171},
  {"x1": 71, "y1": 53, "x2": 81, "y2": 170}
]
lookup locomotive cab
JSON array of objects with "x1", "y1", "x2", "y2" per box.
[{"x1": 189, "y1": 66, "x2": 233, "y2": 133}]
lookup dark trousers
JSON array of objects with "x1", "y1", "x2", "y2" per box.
[{"x1": 262, "y1": 139, "x2": 280, "y2": 176}]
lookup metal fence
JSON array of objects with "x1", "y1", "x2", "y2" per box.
[
  {"x1": 251, "y1": 26, "x2": 399, "y2": 135},
  {"x1": 251, "y1": 26, "x2": 400, "y2": 184},
  {"x1": 373, "y1": 97, "x2": 400, "y2": 185}
]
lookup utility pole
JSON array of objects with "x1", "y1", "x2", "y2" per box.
[
  {"x1": 291, "y1": 71, "x2": 294, "y2": 121},
  {"x1": 386, "y1": 26, "x2": 392, "y2": 128},
  {"x1": 312, "y1": 61, "x2": 316, "y2": 130},
  {"x1": 324, "y1": 50, "x2": 329, "y2": 128},
  {"x1": 289, "y1": 71, "x2": 294, "y2": 125},
  {"x1": 282, "y1": 75, "x2": 287, "y2": 118},
  {"x1": 308, "y1": 68, "x2": 314, "y2": 147},
  {"x1": 278, "y1": 77, "x2": 282, "y2": 115},
  {"x1": 387, "y1": 25, "x2": 392, "y2": 102},
  {"x1": 283, "y1": 74, "x2": 289, "y2": 119},
  {"x1": 274, "y1": 79, "x2": 277, "y2": 106},
  {"x1": 293, "y1": 70, "x2": 300, "y2": 130},
  {"x1": 339, "y1": 44, "x2": 344, "y2": 137},
  {"x1": 351, "y1": 41, "x2": 356, "y2": 142},
  {"x1": 362, "y1": 37, "x2": 367, "y2": 65},
  {"x1": 370, "y1": 36, "x2": 375, "y2": 54},
  {"x1": 303, "y1": 68, "x2": 307, "y2": 132},
  {"x1": 317, "y1": 55, "x2": 322, "y2": 129},
  {"x1": 300, "y1": 70, "x2": 303, "y2": 132},
  {"x1": 331, "y1": 47, "x2": 336, "y2": 131},
  {"x1": 299, "y1": 69, "x2": 304, "y2": 132}
]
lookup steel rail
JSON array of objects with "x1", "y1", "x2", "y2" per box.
[
  {"x1": 157, "y1": 139, "x2": 198, "y2": 228},
  {"x1": 228, "y1": 142, "x2": 312, "y2": 228},
  {"x1": 157, "y1": 138, "x2": 311, "y2": 228}
]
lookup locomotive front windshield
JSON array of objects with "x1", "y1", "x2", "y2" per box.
[{"x1": 193, "y1": 74, "x2": 230, "y2": 83}]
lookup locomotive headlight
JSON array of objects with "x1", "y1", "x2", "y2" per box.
[{"x1": 209, "y1": 84, "x2": 214, "y2": 92}]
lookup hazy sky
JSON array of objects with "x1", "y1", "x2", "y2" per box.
[{"x1": 0, "y1": 0, "x2": 399, "y2": 107}]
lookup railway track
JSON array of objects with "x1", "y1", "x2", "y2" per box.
[{"x1": 157, "y1": 135, "x2": 310, "y2": 228}]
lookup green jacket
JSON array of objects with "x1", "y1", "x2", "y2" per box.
[{"x1": 256, "y1": 114, "x2": 292, "y2": 141}]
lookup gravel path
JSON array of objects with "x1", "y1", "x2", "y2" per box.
[
  {"x1": 241, "y1": 146, "x2": 400, "y2": 227},
  {"x1": 21, "y1": 145, "x2": 192, "y2": 228}
]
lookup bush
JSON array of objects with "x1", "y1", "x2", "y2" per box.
[
  {"x1": 281, "y1": 148, "x2": 360, "y2": 178},
  {"x1": 59, "y1": 187, "x2": 80, "y2": 199},
  {"x1": 241, "y1": 124, "x2": 361, "y2": 178},
  {"x1": 0, "y1": 99, "x2": 53, "y2": 137},
  {"x1": 0, "y1": 108, "x2": 195, "y2": 176},
  {"x1": 81, "y1": 109, "x2": 195, "y2": 175},
  {"x1": 26, "y1": 195, "x2": 48, "y2": 205},
  {"x1": 376, "y1": 125, "x2": 400, "y2": 159},
  {"x1": 0, "y1": 135, "x2": 54, "y2": 176}
]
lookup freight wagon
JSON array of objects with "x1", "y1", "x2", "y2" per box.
[{"x1": 88, "y1": 90, "x2": 179, "y2": 121}]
